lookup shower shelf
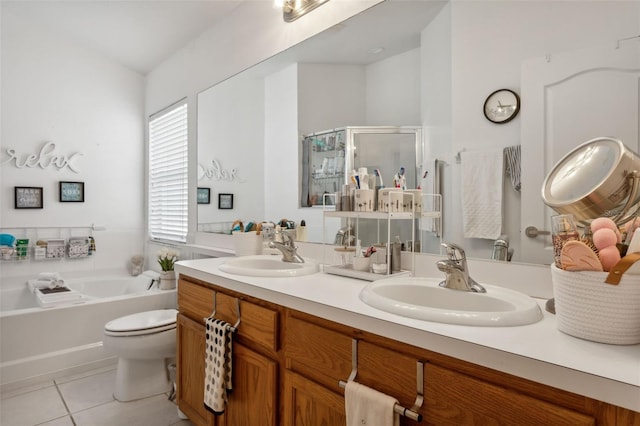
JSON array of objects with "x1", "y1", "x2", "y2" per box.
[{"x1": 0, "y1": 226, "x2": 98, "y2": 262}]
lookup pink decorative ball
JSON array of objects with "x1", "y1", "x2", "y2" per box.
[
  {"x1": 590, "y1": 217, "x2": 621, "y2": 243},
  {"x1": 598, "y1": 246, "x2": 621, "y2": 272},
  {"x1": 592, "y1": 228, "x2": 618, "y2": 250}
]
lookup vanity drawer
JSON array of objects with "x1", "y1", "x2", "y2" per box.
[
  {"x1": 178, "y1": 277, "x2": 214, "y2": 321},
  {"x1": 178, "y1": 277, "x2": 279, "y2": 353},
  {"x1": 284, "y1": 313, "x2": 352, "y2": 391}
]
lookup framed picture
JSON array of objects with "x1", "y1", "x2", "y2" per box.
[
  {"x1": 197, "y1": 187, "x2": 211, "y2": 204},
  {"x1": 218, "y1": 193, "x2": 234, "y2": 210},
  {"x1": 59, "y1": 181, "x2": 85, "y2": 202},
  {"x1": 15, "y1": 186, "x2": 43, "y2": 209}
]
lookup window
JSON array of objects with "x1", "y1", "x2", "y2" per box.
[{"x1": 148, "y1": 100, "x2": 188, "y2": 243}]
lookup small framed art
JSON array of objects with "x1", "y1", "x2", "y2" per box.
[
  {"x1": 15, "y1": 186, "x2": 43, "y2": 209},
  {"x1": 218, "y1": 193, "x2": 234, "y2": 210},
  {"x1": 59, "y1": 181, "x2": 85, "y2": 202},
  {"x1": 197, "y1": 187, "x2": 211, "y2": 204}
]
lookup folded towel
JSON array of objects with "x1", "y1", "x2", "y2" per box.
[
  {"x1": 345, "y1": 381, "x2": 399, "y2": 426},
  {"x1": 204, "y1": 318, "x2": 233, "y2": 415},
  {"x1": 34, "y1": 287, "x2": 85, "y2": 308},
  {"x1": 39, "y1": 272, "x2": 62, "y2": 281},
  {"x1": 461, "y1": 150, "x2": 504, "y2": 239}
]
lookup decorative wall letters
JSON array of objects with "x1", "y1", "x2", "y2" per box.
[
  {"x1": 198, "y1": 159, "x2": 245, "y2": 183},
  {"x1": 1, "y1": 142, "x2": 83, "y2": 173}
]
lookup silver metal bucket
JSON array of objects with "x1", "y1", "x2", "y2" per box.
[{"x1": 542, "y1": 137, "x2": 640, "y2": 225}]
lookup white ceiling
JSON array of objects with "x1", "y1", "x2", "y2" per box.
[{"x1": 1, "y1": 0, "x2": 244, "y2": 75}]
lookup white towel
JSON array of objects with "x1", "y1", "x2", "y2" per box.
[
  {"x1": 461, "y1": 150, "x2": 503, "y2": 239},
  {"x1": 204, "y1": 318, "x2": 233, "y2": 415},
  {"x1": 345, "y1": 381, "x2": 399, "y2": 426}
]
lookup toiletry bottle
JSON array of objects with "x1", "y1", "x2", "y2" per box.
[
  {"x1": 297, "y1": 220, "x2": 308, "y2": 242},
  {"x1": 391, "y1": 236, "x2": 402, "y2": 272},
  {"x1": 551, "y1": 214, "x2": 579, "y2": 268},
  {"x1": 491, "y1": 236, "x2": 509, "y2": 261}
]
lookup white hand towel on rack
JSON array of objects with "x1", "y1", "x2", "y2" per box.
[
  {"x1": 204, "y1": 318, "x2": 233, "y2": 415},
  {"x1": 345, "y1": 381, "x2": 399, "y2": 426},
  {"x1": 461, "y1": 150, "x2": 504, "y2": 239}
]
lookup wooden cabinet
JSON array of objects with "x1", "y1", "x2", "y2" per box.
[
  {"x1": 283, "y1": 371, "x2": 346, "y2": 426},
  {"x1": 178, "y1": 274, "x2": 639, "y2": 426},
  {"x1": 177, "y1": 276, "x2": 280, "y2": 426},
  {"x1": 176, "y1": 313, "x2": 216, "y2": 426}
]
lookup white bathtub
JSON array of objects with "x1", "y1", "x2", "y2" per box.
[{"x1": 0, "y1": 273, "x2": 177, "y2": 389}]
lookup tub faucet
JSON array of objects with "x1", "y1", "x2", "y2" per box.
[
  {"x1": 437, "y1": 243, "x2": 486, "y2": 293},
  {"x1": 269, "y1": 229, "x2": 304, "y2": 263},
  {"x1": 147, "y1": 278, "x2": 159, "y2": 290}
]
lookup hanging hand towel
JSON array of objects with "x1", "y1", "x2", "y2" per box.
[
  {"x1": 204, "y1": 318, "x2": 233, "y2": 415},
  {"x1": 345, "y1": 381, "x2": 399, "y2": 426},
  {"x1": 461, "y1": 150, "x2": 504, "y2": 239}
]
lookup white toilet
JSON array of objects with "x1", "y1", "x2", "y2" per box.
[{"x1": 103, "y1": 309, "x2": 178, "y2": 402}]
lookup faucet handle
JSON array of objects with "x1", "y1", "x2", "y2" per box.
[{"x1": 440, "y1": 242, "x2": 466, "y2": 264}]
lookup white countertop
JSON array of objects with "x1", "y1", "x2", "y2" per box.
[{"x1": 175, "y1": 257, "x2": 640, "y2": 412}]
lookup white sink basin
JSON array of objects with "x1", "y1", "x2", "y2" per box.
[
  {"x1": 219, "y1": 255, "x2": 318, "y2": 277},
  {"x1": 360, "y1": 277, "x2": 542, "y2": 326}
]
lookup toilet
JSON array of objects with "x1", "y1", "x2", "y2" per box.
[{"x1": 103, "y1": 309, "x2": 178, "y2": 402}]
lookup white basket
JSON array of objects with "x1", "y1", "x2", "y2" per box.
[
  {"x1": 232, "y1": 231, "x2": 263, "y2": 256},
  {"x1": 550, "y1": 264, "x2": 640, "y2": 345}
]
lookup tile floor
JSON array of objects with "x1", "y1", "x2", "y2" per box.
[{"x1": 1, "y1": 366, "x2": 194, "y2": 426}]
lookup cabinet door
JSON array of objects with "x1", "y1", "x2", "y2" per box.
[
  {"x1": 225, "y1": 342, "x2": 278, "y2": 426},
  {"x1": 283, "y1": 371, "x2": 346, "y2": 426},
  {"x1": 425, "y1": 363, "x2": 596, "y2": 425},
  {"x1": 176, "y1": 314, "x2": 218, "y2": 426}
]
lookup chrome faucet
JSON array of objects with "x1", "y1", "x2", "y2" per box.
[
  {"x1": 437, "y1": 243, "x2": 485, "y2": 293},
  {"x1": 269, "y1": 229, "x2": 305, "y2": 263}
]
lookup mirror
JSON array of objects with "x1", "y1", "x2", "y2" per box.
[{"x1": 197, "y1": 0, "x2": 640, "y2": 265}]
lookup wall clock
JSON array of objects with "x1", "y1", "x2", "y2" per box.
[{"x1": 483, "y1": 89, "x2": 520, "y2": 124}]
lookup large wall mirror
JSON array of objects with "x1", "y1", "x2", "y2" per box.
[{"x1": 197, "y1": 0, "x2": 639, "y2": 265}]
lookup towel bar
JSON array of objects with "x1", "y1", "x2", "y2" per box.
[
  {"x1": 339, "y1": 338, "x2": 424, "y2": 422},
  {"x1": 205, "y1": 291, "x2": 241, "y2": 332},
  {"x1": 339, "y1": 379, "x2": 423, "y2": 422}
]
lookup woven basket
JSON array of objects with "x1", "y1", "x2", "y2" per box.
[{"x1": 550, "y1": 264, "x2": 640, "y2": 345}]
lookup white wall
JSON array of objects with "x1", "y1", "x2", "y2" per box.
[
  {"x1": 366, "y1": 48, "x2": 421, "y2": 126},
  {"x1": 197, "y1": 72, "x2": 265, "y2": 227},
  {"x1": 422, "y1": 0, "x2": 640, "y2": 261},
  {"x1": 0, "y1": 9, "x2": 145, "y2": 281}
]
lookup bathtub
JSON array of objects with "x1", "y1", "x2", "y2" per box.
[{"x1": 0, "y1": 273, "x2": 177, "y2": 389}]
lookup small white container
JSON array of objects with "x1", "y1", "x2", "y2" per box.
[
  {"x1": 403, "y1": 190, "x2": 423, "y2": 213},
  {"x1": 352, "y1": 256, "x2": 372, "y2": 272},
  {"x1": 378, "y1": 189, "x2": 404, "y2": 212},
  {"x1": 354, "y1": 189, "x2": 375, "y2": 212},
  {"x1": 232, "y1": 231, "x2": 263, "y2": 256}
]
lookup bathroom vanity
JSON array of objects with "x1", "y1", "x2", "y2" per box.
[{"x1": 175, "y1": 259, "x2": 639, "y2": 425}]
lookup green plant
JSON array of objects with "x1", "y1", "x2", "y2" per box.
[{"x1": 157, "y1": 248, "x2": 179, "y2": 271}]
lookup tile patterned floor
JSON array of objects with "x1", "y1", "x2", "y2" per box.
[{"x1": 0, "y1": 366, "x2": 194, "y2": 426}]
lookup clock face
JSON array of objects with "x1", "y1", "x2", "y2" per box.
[{"x1": 483, "y1": 89, "x2": 520, "y2": 124}]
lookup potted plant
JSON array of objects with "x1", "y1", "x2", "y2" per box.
[{"x1": 157, "y1": 248, "x2": 179, "y2": 290}]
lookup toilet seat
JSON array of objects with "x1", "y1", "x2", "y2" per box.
[{"x1": 105, "y1": 309, "x2": 178, "y2": 337}]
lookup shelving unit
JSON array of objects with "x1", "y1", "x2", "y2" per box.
[
  {"x1": 0, "y1": 226, "x2": 97, "y2": 262},
  {"x1": 322, "y1": 192, "x2": 442, "y2": 280}
]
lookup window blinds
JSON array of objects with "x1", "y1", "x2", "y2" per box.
[{"x1": 148, "y1": 100, "x2": 188, "y2": 243}]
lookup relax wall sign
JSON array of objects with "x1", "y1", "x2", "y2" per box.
[
  {"x1": 198, "y1": 158, "x2": 245, "y2": 183},
  {"x1": 0, "y1": 142, "x2": 83, "y2": 173}
]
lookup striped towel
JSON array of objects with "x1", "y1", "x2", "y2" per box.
[{"x1": 203, "y1": 318, "x2": 233, "y2": 415}]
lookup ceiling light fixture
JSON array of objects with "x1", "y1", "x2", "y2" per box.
[{"x1": 277, "y1": 0, "x2": 330, "y2": 23}]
